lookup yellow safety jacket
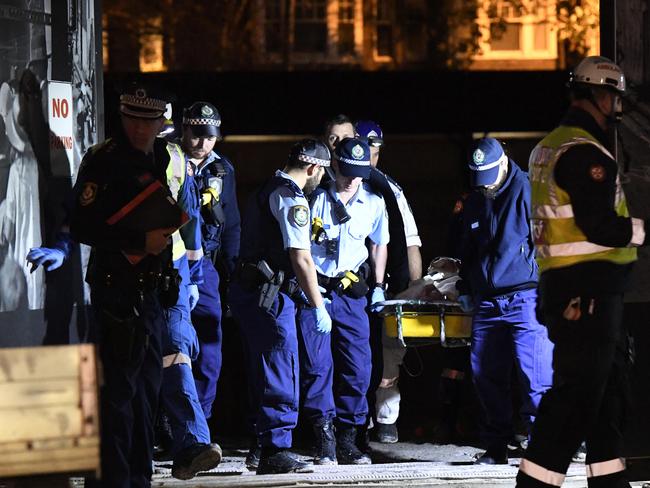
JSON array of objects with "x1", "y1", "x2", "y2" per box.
[
  {"x1": 529, "y1": 126, "x2": 636, "y2": 273},
  {"x1": 165, "y1": 142, "x2": 187, "y2": 262}
]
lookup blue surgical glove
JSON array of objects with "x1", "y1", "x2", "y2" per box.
[
  {"x1": 458, "y1": 294, "x2": 475, "y2": 313},
  {"x1": 311, "y1": 303, "x2": 332, "y2": 334},
  {"x1": 187, "y1": 284, "x2": 199, "y2": 310},
  {"x1": 26, "y1": 247, "x2": 66, "y2": 272},
  {"x1": 371, "y1": 286, "x2": 386, "y2": 312}
]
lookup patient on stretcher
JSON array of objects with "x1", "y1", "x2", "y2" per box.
[{"x1": 395, "y1": 257, "x2": 461, "y2": 301}]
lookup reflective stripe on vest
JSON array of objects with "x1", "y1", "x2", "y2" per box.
[
  {"x1": 519, "y1": 459, "x2": 565, "y2": 486},
  {"x1": 529, "y1": 126, "x2": 636, "y2": 272},
  {"x1": 585, "y1": 458, "x2": 625, "y2": 478},
  {"x1": 166, "y1": 142, "x2": 188, "y2": 262}
]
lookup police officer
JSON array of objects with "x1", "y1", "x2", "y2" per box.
[
  {"x1": 299, "y1": 137, "x2": 389, "y2": 465},
  {"x1": 355, "y1": 120, "x2": 422, "y2": 445},
  {"x1": 517, "y1": 57, "x2": 649, "y2": 488},
  {"x1": 230, "y1": 139, "x2": 331, "y2": 474},
  {"x1": 180, "y1": 102, "x2": 241, "y2": 422},
  {"x1": 156, "y1": 111, "x2": 222, "y2": 479},
  {"x1": 456, "y1": 137, "x2": 553, "y2": 465},
  {"x1": 69, "y1": 82, "x2": 177, "y2": 487}
]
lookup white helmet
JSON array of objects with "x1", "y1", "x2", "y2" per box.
[{"x1": 570, "y1": 56, "x2": 626, "y2": 94}]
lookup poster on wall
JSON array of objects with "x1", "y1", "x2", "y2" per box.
[{"x1": 0, "y1": 0, "x2": 100, "y2": 346}]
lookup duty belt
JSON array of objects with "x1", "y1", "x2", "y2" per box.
[
  {"x1": 317, "y1": 270, "x2": 369, "y2": 299},
  {"x1": 235, "y1": 261, "x2": 300, "y2": 298}
]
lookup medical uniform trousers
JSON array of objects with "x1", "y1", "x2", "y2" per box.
[
  {"x1": 471, "y1": 288, "x2": 553, "y2": 449},
  {"x1": 517, "y1": 292, "x2": 630, "y2": 488}
]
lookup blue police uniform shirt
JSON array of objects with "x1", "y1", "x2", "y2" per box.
[
  {"x1": 192, "y1": 149, "x2": 241, "y2": 275},
  {"x1": 310, "y1": 181, "x2": 389, "y2": 277},
  {"x1": 269, "y1": 170, "x2": 312, "y2": 251}
]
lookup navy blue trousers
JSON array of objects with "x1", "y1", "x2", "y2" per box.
[
  {"x1": 230, "y1": 283, "x2": 299, "y2": 449},
  {"x1": 90, "y1": 288, "x2": 163, "y2": 488},
  {"x1": 160, "y1": 277, "x2": 211, "y2": 453},
  {"x1": 298, "y1": 293, "x2": 371, "y2": 427},
  {"x1": 191, "y1": 259, "x2": 223, "y2": 419},
  {"x1": 471, "y1": 288, "x2": 553, "y2": 448}
]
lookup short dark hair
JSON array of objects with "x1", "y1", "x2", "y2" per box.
[{"x1": 324, "y1": 114, "x2": 353, "y2": 137}]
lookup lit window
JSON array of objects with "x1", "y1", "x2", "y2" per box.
[
  {"x1": 295, "y1": 0, "x2": 327, "y2": 53},
  {"x1": 338, "y1": 0, "x2": 355, "y2": 55},
  {"x1": 489, "y1": 22, "x2": 521, "y2": 50},
  {"x1": 139, "y1": 17, "x2": 166, "y2": 72},
  {"x1": 534, "y1": 22, "x2": 548, "y2": 50},
  {"x1": 102, "y1": 14, "x2": 109, "y2": 70},
  {"x1": 376, "y1": 0, "x2": 394, "y2": 58}
]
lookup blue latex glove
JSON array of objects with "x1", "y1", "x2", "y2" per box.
[
  {"x1": 311, "y1": 304, "x2": 332, "y2": 334},
  {"x1": 371, "y1": 286, "x2": 386, "y2": 312},
  {"x1": 187, "y1": 284, "x2": 199, "y2": 311},
  {"x1": 458, "y1": 295, "x2": 475, "y2": 313},
  {"x1": 26, "y1": 247, "x2": 66, "y2": 272}
]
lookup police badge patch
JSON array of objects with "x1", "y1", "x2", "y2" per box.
[
  {"x1": 473, "y1": 148, "x2": 485, "y2": 164},
  {"x1": 351, "y1": 144, "x2": 365, "y2": 160},
  {"x1": 79, "y1": 182, "x2": 98, "y2": 206},
  {"x1": 589, "y1": 164, "x2": 606, "y2": 182},
  {"x1": 291, "y1": 205, "x2": 309, "y2": 227},
  {"x1": 201, "y1": 105, "x2": 214, "y2": 117}
]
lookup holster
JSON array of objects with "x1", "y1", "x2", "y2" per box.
[
  {"x1": 158, "y1": 267, "x2": 181, "y2": 308},
  {"x1": 235, "y1": 260, "x2": 285, "y2": 312},
  {"x1": 318, "y1": 268, "x2": 369, "y2": 299}
]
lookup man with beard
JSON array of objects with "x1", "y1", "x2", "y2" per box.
[
  {"x1": 230, "y1": 139, "x2": 332, "y2": 474},
  {"x1": 298, "y1": 137, "x2": 389, "y2": 466},
  {"x1": 180, "y1": 102, "x2": 241, "y2": 425}
]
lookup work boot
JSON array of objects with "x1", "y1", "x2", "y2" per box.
[
  {"x1": 245, "y1": 438, "x2": 261, "y2": 470},
  {"x1": 256, "y1": 448, "x2": 310, "y2": 475},
  {"x1": 356, "y1": 423, "x2": 371, "y2": 453},
  {"x1": 312, "y1": 418, "x2": 337, "y2": 465},
  {"x1": 171, "y1": 442, "x2": 222, "y2": 480},
  {"x1": 375, "y1": 422, "x2": 398, "y2": 443},
  {"x1": 336, "y1": 425, "x2": 372, "y2": 465},
  {"x1": 474, "y1": 444, "x2": 508, "y2": 465}
]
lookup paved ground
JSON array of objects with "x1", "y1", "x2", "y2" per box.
[{"x1": 150, "y1": 441, "x2": 650, "y2": 487}]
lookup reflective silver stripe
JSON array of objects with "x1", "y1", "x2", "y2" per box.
[
  {"x1": 630, "y1": 218, "x2": 646, "y2": 246},
  {"x1": 162, "y1": 352, "x2": 192, "y2": 368},
  {"x1": 537, "y1": 241, "x2": 614, "y2": 258},
  {"x1": 534, "y1": 204, "x2": 574, "y2": 219},
  {"x1": 586, "y1": 458, "x2": 625, "y2": 478},
  {"x1": 186, "y1": 248, "x2": 204, "y2": 260},
  {"x1": 519, "y1": 459, "x2": 565, "y2": 486}
]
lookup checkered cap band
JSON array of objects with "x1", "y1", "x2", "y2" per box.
[
  {"x1": 183, "y1": 117, "x2": 221, "y2": 127},
  {"x1": 120, "y1": 93, "x2": 167, "y2": 112},
  {"x1": 297, "y1": 153, "x2": 330, "y2": 167},
  {"x1": 335, "y1": 155, "x2": 370, "y2": 166}
]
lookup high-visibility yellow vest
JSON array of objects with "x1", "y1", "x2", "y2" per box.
[
  {"x1": 529, "y1": 125, "x2": 636, "y2": 273},
  {"x1": 165, "y1": 142, "x2": 188, "y2": 262}
]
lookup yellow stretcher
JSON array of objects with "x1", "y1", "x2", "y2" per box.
[{"x1": 373, "y1": 299, "x2": 472, "y2": 348}]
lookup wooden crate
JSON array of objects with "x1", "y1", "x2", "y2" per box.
[{"x1": 0, "y1": 344, "x2": 100, "y2": 479}]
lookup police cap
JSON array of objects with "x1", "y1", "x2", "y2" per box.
[
  {"x1": 183, "y1": 102, "x2": 221, "y2": 138},
  {"x1": 119, "y1": 81, "x2": 170, "y2": 119},
  {"x1": 289, "y1": 138, "x2": 331, "y2": 167},
  {"x1": 468, "y1": 138, "x2": 507, "y2": 187},
  {"x1": 355, "y1": 120, "x2": 384, "y2": 148},
  {"x1": 334, "y1": 137, "x2": 371, "y2": 178}
]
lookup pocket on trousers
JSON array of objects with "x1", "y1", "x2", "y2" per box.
[
  {"x1": 262, "y1": 349, "x2": 298, "y2": 409},
  {"x1": 534, "y1": 333, "x2": 554, "y2": 388}
]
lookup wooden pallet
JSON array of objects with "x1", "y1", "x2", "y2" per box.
[{"x1": 0, "y1": 344, "x2": 100, "y2": 479}]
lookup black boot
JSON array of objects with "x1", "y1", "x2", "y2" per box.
[
  {"x1": 245, "y1": 437, "x2": 261, "y2": 470},
  {"x1": 257, "y1": 448, "x2": 310, "y2": 475},
  {"x1": 474, "y1": 444, "x2": 508, "y2": 465},
  {"x1": 375, "y1": 422, "x2": 398, "y2": 443},
  {"x1": 313, "y1": 418, "x2": 337, "y2": 465},
  {"x1": 171, "y1": 442, "x2": 222, "y2": 480},
  {"x1": 336, "y1": 425, "x2": 372, "y2": 465}
]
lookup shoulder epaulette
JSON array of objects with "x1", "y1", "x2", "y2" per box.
[{"x1": 211, "y1": 161, "x2": 228, "y2": 177}]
